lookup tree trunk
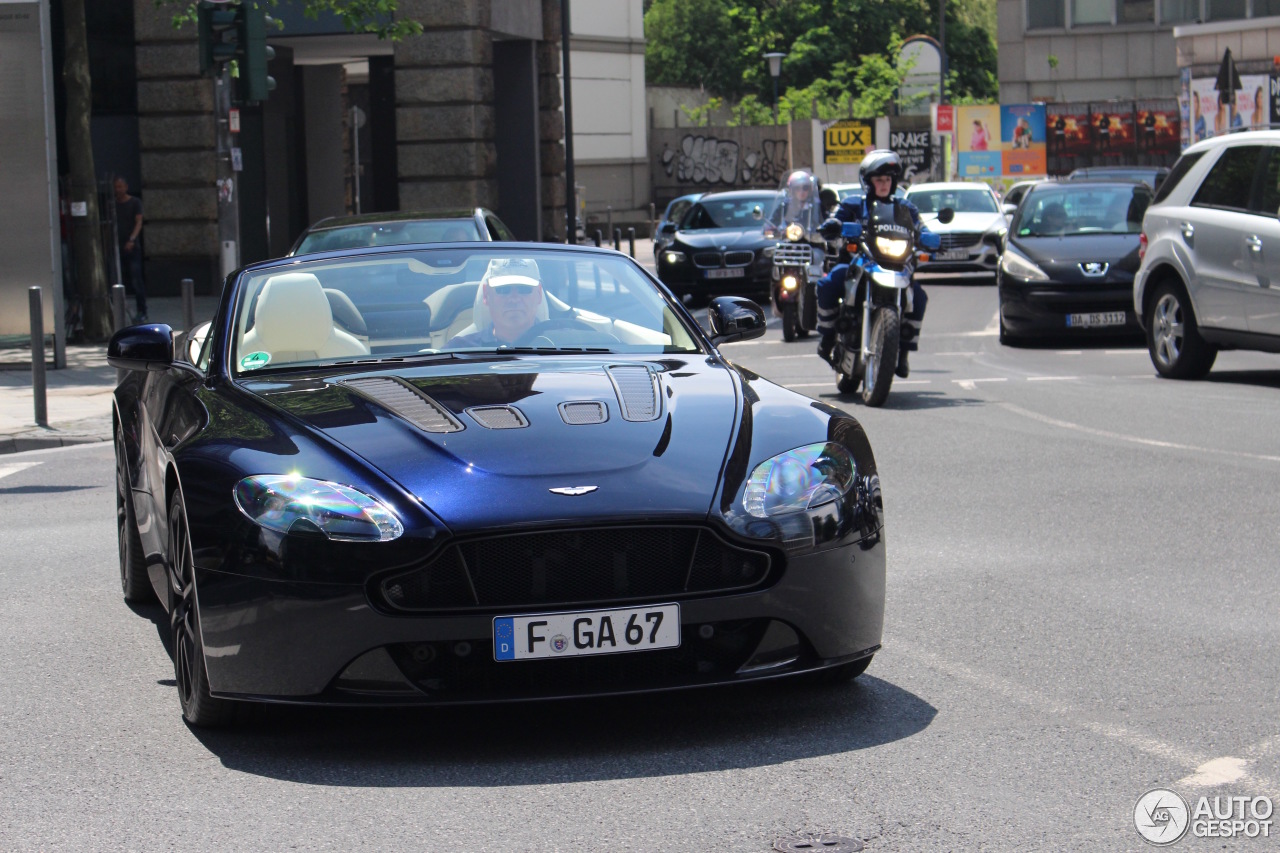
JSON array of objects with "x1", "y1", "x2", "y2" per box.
[{"x1": 61, "y1": 0, "x2": 112, "y2": 341}]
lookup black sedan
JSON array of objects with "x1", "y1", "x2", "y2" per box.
[
  {"x1": 656, "y1": 190, "x2": 782, "y2": 301},
  {"x1": 997, "y1": 180, "x2": 1152, "y2": 344},
  {"x1": 110, "y1": 242, "x2": 886, "y2": 725}
]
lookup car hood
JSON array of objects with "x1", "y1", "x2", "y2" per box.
[
  {"x1": 919, "y1": 211, "x2": 1004, "y2": 233},
  {"x1": 240, "y1": 356, "x2": 740, "y2": 531},
  {"x1": 1010, "y1": 233, "x2": 1141, "y2": 282},
  {"x1": 674, "y1": 228, "x2": 771, "y2": 249}
]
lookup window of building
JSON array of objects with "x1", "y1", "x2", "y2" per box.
[
  {"x1": 1206, "y1": 0, "x2": 1247, "y2": 20},
  {"x1": 1073, "y1": 0, "x2": 1113, "y2": 24},
  {"x1": 1027, "y1": 0, "x2": 1066, "y2": 29},
  {"x1": 1120, "y1": 0, "x2": 1156, "y2": 23},
  {"x1": 1253, "y1": 0, "x2": 1280, "y2": 15},
  {"x1": 1160, "y1": 0, "x2": 1201, "y2": 23}
]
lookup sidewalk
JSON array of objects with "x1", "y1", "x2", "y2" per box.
[{"x1": 0, "y1": 295, "x2": 218, "y2": 454}]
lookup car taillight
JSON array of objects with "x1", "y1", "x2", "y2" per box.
[{"x1": 1138, "y1": 232, "x2": 1147, "y2": 260}]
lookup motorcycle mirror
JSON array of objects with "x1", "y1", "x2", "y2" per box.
[
  {"x1": 937, "y1": 207, "x2": 956, "y2": 225},
  {"x1": 819, "y1": 217, "x2": 843, "y2": 241},
  {"x1": 842, "y1": 221, "x2": 863, "y2": 240}
]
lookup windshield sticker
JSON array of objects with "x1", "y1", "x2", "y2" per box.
[{"x1": 241, "y1": 351, "x2": 271, "y2": 371}]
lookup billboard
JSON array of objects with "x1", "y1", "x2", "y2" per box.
[
  {"x1": 888, "y1": 127, "x2": 932, "y2": 183},
  {"x1": 1135, "y1": 100, "x2": 1181, "y2": 157},
  {"x1": 1000, "y1": 103, "x2": 1046, "y2": 175},
  {"x1": 823, "y1": 119, "x2": 875, "y2": 164},
  {"x1": 956, "y1": 104, "x2": 1001, "y2": 178},
  {"x1": 1089, "y1": 103, "x2": 1135, "y2": 153},
  {"x1": 1189, "y1": 77, "x2": 1223, "y2": 141}
]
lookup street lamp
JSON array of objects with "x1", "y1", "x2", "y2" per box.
[{"x1": 764, "y1": 52, "x2": 786, "y2": 126}]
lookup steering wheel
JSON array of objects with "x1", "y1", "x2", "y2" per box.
[{"x1": 513, "y1": 317, "x2": 617, "y2": 347}]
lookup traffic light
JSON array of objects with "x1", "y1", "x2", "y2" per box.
[{"x1": 196, "y1": 2, "x2": 276, "y2": 103}]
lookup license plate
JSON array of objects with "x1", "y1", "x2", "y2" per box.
[
  {"x1": 1066, "y1": 311, "x2": 1126, "y2": 328},
  {"x1": 704, "y1": 267, "x2": 745, "y2": 279},
  {"x1": 935, "y1": 249, "x2": 969, "y2": 261},
  {"x1": 493, "y1": 603, "x2": 680, "y2": 661}
]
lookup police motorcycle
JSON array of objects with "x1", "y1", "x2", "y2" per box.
[
  {"x1": 819, "y1": 203, "x2": 953, "y2": 406},
  {"x1": 770, "y1": 170, "x2": 829, "y2": 342}
]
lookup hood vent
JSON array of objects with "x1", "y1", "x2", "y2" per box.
[
  {"x1": 606, "y1": 365, "x2": 661, "y2": 422},
  {"x1": 466, "y1": 405, "x2": 529, "y2": 429},
  {"x1": 559, "y1": 401, "x2": 608, "y2": 425},
  {"x1": 341, "y1": 377, "x2": 464, "y2": 433}
]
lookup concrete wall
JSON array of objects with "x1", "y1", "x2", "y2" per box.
[
  {"x1": 650, "y1": 125, "x2": 795, "y2": 207},
  {"x1": 1175, "y1": 17, "x2": 1280, "y2": 70}
]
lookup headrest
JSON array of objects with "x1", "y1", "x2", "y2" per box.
[{"x1": 252, "y1": 273, "x2": 334, "y2": 352}]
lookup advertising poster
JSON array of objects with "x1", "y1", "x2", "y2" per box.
[
  {"x1": 1236, "y1": 74, "x2": 1270, "y2": 129},
  {"x1": 956, "y1": 104, "x2": 1001, "y2": 178},
  {"x1": 1088, "y1": 103, "x2": 1135, "y2": 154},
  {"x1": 1047, "y1": 104, "x2": 1093, "y2": 157},
  {"x1": 888, "y1": 127, "x2": 932, "y2": 182},
  {"x1": 1135, "y1": 100, "x2": 1181, "y2": 156},
  {"x1": 823, "y1": 119, "x2": 875, "y2": 164},
  {"x1": 1179, "y1": 67, "x2": 1192, "y2": 150},
  {"x1": 1000, "y1": 103, "x2": 1047, "y2": 175},
  {"x1": 1189, "y1": 78, "x2": 1224, "y2": 141}
]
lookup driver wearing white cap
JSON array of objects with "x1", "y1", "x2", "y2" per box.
[{"x1": 447, "y1": 258, "x2": 544, "y2": 347}]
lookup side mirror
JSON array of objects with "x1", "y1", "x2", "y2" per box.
[
  {"x1": 937, "y1": 207, "x2": 955, "y2": 225},
  {"x1": 1002, "y1": 203, "x2": 1018, "y2": 217},
  {"x1": 108, "y1": 324, "x2": 175, "y2": 372},
  {"x1": 981, "y1": 230, "x2": 1005, "y2": 248},
  {"x1": 707, "y1": 296, "x2": 766, "y2": 345},
  {"x1": 660, "y1": 221, "x2": 677, "y2": 235},
  {"x1": 751, "y1": 205, "x2": 764, "y2": 220},
  {"x1": 842, "y1": 221, "x2": 863, "y2": 240},
  {"x1": 819, "y1": 217, "x2": 843, "y2": 241}
]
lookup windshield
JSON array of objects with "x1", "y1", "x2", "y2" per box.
[
  {"x1": 681, "y1": 194, "x2": 779, "y2": 229},
  {"x1": 231, "y1": 248, "x2": 702, "y2": 374},
  {"x1": 908, "y1": 188, "x2": 999, "y2": 214},
  {"x1": 1070, "y1": 169, "x2": 1161, "y2": 187},
  {"x1": 1012, "y1": 185, "x2": 1151, "y2": 237},
  {"x1": 295, "y1": 219, "x2": 483, "y2": 254}
]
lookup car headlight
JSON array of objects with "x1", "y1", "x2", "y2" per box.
[
  {"x1": 1000, "y1": 246, "x2": 1049, "y2": 281},
  {"x1": 786, "y1": 223, "x2": 805, "y2": 242},
  {"x1": 742, "y1": 442, "x2": 857, "y2": 518},
  {"x1": 874, "y1": 236, "x2": 909, "y2": 259},
  {"x1": 664, "y1": 251, "x2": 686, "y2": 265},
  {"x1": 234, "y1": 475, "x2": 404, "y2": 542}
]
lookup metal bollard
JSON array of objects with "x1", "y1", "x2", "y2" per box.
[
  {"x1": 627, "y1": 227, "x2": 636, "y2": 258},
  {"x1": 606, "y1": 205, "x2": 613, "y2": 238},
  {"x1": 613, "y1": 228, "x2": 622, "y2": 251},
  {"x1": 110, "y1": 284, "x2": 127, "y2": 331},
  {"x1": 181, "y1": 278, "x2": 195, "y2": 331},
  {"x1": 649, "y1": 203, "x2": 656, "y2": 238},
  {"x1": 29, "y1": 287, "x2": 47, "y2": 427},
  {"x1": 593, "y1": 229, "x2": 602, "y2": 247}
]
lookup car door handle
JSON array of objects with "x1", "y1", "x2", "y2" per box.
[
  {"x1": 1180, "y1": 222, "x2": 1195, "y2": 240},
  {"x1": 1245, "y1": 235, "x2": 1262, "y2": 252}
]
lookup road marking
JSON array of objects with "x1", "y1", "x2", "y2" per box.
[
  {"x1": 894, "y1": 379, "x2": 932, "y2": 385},
  {"x1": 1000, "y1": 402, "x2": 1280, "y2": 463},
  {"x1": 1104, "y1": 349, "x2": 1146, "y2": 355},
  {"x1": 0, "y1": 462, "x2": 42, "y2": 481},
  {"x1": 954, "y1": 378, "x2": 1007, "y2": 390},
  {"x1": 785, "y1": 382, "x2": 835, "y2": 389},
  {"x1": 1027, "y1": 375, "x2": 1078, "y2": 381},
  {"x1": 1053, "y1": 350, "x2": 1083, "y2": 355},
  {"x1": 934, "y1": 351, "x2": 980, "y2": 357},
  {"x1": 766, "y1": 354, "x2": 818, "y2": 360},
  {"x1": 1178, "y1": 757, "x2": 1249, "y2": 788}
]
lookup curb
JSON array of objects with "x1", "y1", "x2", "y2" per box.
[{"x1": 0, "y1": 416, "x2": 113, "y2": 455}]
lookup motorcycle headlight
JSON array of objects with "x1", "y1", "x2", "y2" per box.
[
  {"x1": 786, "y1": 223, "x2": 805, "y2": 242},
  {"x1": 1000, "y1": 246, "x2": 1049, "y2": 281},
  {"x1": 874, "y1": 236, "x2": 909, "y2": 259},
  {"x1": 234, "y1": 474, "x2": 404, "y2": 542},
  {"x1": 664, "y1": 251, "x2": 686, "y2": 265},
  {"x1": 742, "y1": 443, "x2": 857, "y2": 518}
]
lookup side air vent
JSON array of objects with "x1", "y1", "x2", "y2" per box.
[
  {"x1": 559, "y1": 401, "x2": 608, "y2": 425},
  {"x1": 341, "y1": 377, "x2": 464, "y2": 433},
  {"x1": 466, "y1": 405, "x2": 529, "y2": 429},
  {"x1": 606, "y1": 365, "x2": 661, "y2": 422}
]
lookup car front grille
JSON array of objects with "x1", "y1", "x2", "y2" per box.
[
  {"x1": 724, "y1": 250, "x2": 755, "y2": 266},
  {"x1": 377, "y1": 526, "x2": 775, "y2": 612},
  {"x1": 693, "y1": 251, "x2": 722, "y2": 268},
  {"x1": 939, "y1": 232, "x2": 982, "y2": 250}
]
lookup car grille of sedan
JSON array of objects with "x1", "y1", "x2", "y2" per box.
[
  {"x1": 376, "y1": 526, "x2": 775, "y2": 612},
  {"x1": 939, "y1": 232, "x2": 982, "y2": 250},
  {"x1": 692, "y1": 251, "x2": 723, "y2": 268},
  {"x1": 723, "y1": 250, "x2": 754, "y2": 266}
]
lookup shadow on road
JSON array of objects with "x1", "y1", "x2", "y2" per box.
[
  {"x1": 1203, "y1": 369, "x2": 1280, "y2": 391},
  {"x1": 186, "y1": 673, "x2": 936, "y2": 787},
  {"x1": 814, "y1": 389, "x2": 985, "y2": 411}
]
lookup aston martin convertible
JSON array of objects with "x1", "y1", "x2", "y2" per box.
[{"x1": 110, "y1": 242, "x2": 886, "y2": 726}]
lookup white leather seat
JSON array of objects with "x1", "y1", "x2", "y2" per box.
[{"x1": 241, "y1": 272, "x2": 369, "y2": 366}]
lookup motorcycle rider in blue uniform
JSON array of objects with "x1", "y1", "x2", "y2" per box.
[{"x1": 816, "y1": 150, "x2": 933, "y2": 378}]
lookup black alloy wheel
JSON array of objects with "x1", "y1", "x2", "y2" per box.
[
  {"x1": 115, "y1": 428, "x2": 154, "y2": 603},
  {"x1": 860, "y1": 308, "x2": 899, "y2": 407},
  {"x1": 168, "y1": 490, "x2": 236, "y2": 727},
  {"x1": 1146, "y1": 280, "x2": 1217, "y2": 379}
]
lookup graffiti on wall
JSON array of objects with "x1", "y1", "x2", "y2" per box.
[{"x1": 660, "y1": 135, "x2": 789, "y2": 186}]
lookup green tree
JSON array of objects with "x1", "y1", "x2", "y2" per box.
[{"x1": 645, "y1": 0, "x2": 744, "y2": 95}]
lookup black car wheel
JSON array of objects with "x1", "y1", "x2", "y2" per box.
[
  {"x1": 115, "y1": 428, "x2": 153, "y2": 604},
  {"x1": 1146, "y1": 280, "x2": 1216, "y2": 379},
  {"x1": 169, "y1": 490, "x2": 236, "y2": 727},
  {"x1": 781, "y1": 304, "x2": 800, "y2": 341}
]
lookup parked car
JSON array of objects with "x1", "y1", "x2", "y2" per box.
[
  {"x1": 656, "y1": 189, "x2": 783, "y2": 301},
  {"x1": 108, "y1": 241, "x2": 888, "y2": 725},
  {"x1": 1067, "y1": 165, "x2": 1170, "y2": 190},
  {"x1": 1134, "y1": 131, "x2": 1280, "y2": 378},
  {"x1": 996, "y1": 180, "x2": 1152, "y2": 344},
  {"x1": 289, "y1": 209, "x2": 514, "y2": 256},
  {"x1": 904, "y1": 182, "x2": 1005, "y2": 280},
  {"x1": 653, "y1": 193, "x2": 702, "y2": 259}
]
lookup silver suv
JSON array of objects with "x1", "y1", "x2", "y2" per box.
[{"x1": 1134, "y1": 131, "x2": 1280, "y2": 378}]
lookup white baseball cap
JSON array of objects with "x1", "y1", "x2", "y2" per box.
[{"x1": 483, "y1": 258, "x2": 541, "y2": 288}]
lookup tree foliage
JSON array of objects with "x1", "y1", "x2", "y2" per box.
[
  {"x1": 644, "y1": 0, "x2": 998, "y2": 118},
  {"x1": 159, "y1": 0, "x2": 423, "y2": 40}
]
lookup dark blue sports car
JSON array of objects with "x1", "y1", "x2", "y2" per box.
[{"x1": 110, "y1": 242, "x2": 886, "y2": 725}]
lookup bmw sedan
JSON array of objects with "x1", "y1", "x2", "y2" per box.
[
  {"x1": 656, "y1": 190, "x2": 782, "y2": 301},
  {"x1": 109, "y1": 242, "x2": 887, "y2": 725},
  {"x1": 997, "y1": 180, "x2": 1152, "y2": 344}
]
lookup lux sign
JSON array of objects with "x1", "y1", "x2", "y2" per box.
[{"x1": 824, "y1": 119, "x2": 875, "y2": 164}]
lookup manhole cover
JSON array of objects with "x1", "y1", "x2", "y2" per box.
[{"x1": 773, "y1": 834, "x2": 864, "y2": 853}]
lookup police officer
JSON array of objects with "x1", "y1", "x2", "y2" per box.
[{"x1": 815, "y1": 150, "x2": 929, "y2": 379}]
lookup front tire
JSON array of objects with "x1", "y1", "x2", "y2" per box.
[
  {"x1": 781, "y1": 303, "x2": 799, "y2": 341},
  {"x1": 115, "y1": 428, "x2": 153, "y2": 604},
  {"x1": 1146, "y1": 280, "x2": 1216, "y2": 379},
  {"x1": 169, "y1": 491, "x2": 237, "y2": 727},
  {"x1": 860, "y1": 308, "x2": 899, "y2": 407}
]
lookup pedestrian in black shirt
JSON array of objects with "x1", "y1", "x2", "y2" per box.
[{"x1": 114, "y1": 177, "x2": 146, "y2": 322}]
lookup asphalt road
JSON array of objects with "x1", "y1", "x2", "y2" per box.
[{"x1": 2, "y1": 278, "x2": 1278, "y2": 851}]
